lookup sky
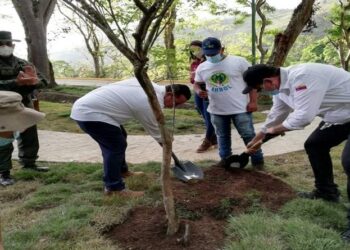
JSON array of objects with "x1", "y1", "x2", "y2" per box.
[{"x1": 0, "y1": 0, "x2": 302, "y2": 61}]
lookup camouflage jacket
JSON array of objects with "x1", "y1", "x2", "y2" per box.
[{"x1": 0, "y1": 55, "x2": 48, "y2": 105}]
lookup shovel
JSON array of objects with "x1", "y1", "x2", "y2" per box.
[
  {"x1": 224, "y1": 133, "x2": 281, "y2": 170},
  {"x1": 171, "y1": 152, "x2": 204, "y2": 182}
]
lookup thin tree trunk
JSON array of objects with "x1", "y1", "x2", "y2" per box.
[
  {"x1": 133, "y1": 64, "x2": 179, "y2": 235},
  {"x1": 164, "y1": 7, "x2": 177, "y2": 79}
]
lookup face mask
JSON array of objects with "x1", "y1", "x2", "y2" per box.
[
  {"x1": 193, "y1": 50, "x2": 203, "y2": 59},
  {"x1": 0, "y1": 46, "x2": 14, "y2": 57},
  {"x1": 205, "y1": 54, "x2": 222, "y2": 63},
  {"x1": 0, "y1": 131, "x2": 19, "y2": 147},
  {"x1": 262, "y1": 89, "x2": 280, "y2": 96}
]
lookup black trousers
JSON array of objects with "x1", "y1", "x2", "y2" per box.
[{"x1": 304, "y1": 121, "x2": 350, "y2": 198}]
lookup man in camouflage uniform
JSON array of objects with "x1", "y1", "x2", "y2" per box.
[{"x1": 0, "y1": 31, "x2": 49, "y2": 186}]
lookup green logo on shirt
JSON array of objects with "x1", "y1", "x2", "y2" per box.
[{"x1": 208, "y1": 72, "x2": 231, "y2": 92}]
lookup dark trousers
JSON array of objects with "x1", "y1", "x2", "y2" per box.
[
  {"x1": 76, "y1": 121, "x2": 128, "y2": 191},
  {"x1": 304, "y1": 121, "x2": 350, "y2": 197},
  {"x1": 0, "y1": 125, "x2": 39, "y2": 173}
]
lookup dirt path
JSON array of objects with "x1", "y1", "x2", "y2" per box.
[{"x1": 12, "y1": 118, "x2": 320, "y2": 164}]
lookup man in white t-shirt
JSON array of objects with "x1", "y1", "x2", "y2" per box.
[
  {"x1": 71, "y1": 78, "x2": 191, "y2": 197},
  {"x1": 194, "y1": 37, "x2": 264, "y2": 169},
  {"x1": 242, "y1": 63, "x2": 350, "y2": 241}
]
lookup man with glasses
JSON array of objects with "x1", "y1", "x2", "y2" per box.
[
  {"x1": 193, "y1": 37, "x2": 264, "y2": 169},
  {"x1": 0, "y1": 31, "x2": 49, "y2": 185},
  {"x1": 242, "y1": 63, "x2": 350, "y2": 241},
  {"x1": 71, "y1": 78, "x2": 191, "y2": 197}
]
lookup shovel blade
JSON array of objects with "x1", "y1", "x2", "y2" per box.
[{"x1": 172, "y1": 160, "x2": 204, "y2": 183}]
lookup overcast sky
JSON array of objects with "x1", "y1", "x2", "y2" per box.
[{"x1": 0, "y1": 0, "x2": 302, "y2": 59}]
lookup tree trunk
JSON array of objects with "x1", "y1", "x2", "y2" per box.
[
  {"x1": 133, "y1": 63, "x2": 179, "y2": 235},
  {"x1": 0, "y1": 217, "x2": 3, "y2": 250},
  {"x1": 267, "y1": 0, "x2": 316, "y2": 66},
  {"x1": 92, "y1": 54, "x2": 101, "y2": 78},
  {"x1": 12, "y1": 0, "x2": 57, "y2": 87},
  {"x1": 164, "y1": 7, "x2": 177, "y2": 79}
]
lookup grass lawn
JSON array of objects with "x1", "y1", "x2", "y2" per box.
[
  {"x1": 37, "y1": 101, "x2": 267, "y2": 134},
  {"x1": 1, "y1": 145, "x2": 349, "y2": 249}
]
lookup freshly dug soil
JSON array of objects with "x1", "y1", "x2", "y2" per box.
[{"x1": 108, "y1": 167, "x2": 295, "y2": 250}]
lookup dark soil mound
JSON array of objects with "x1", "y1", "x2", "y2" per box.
[{"x1": 108, "y1": 167, "x2": 295, "y2": 250}]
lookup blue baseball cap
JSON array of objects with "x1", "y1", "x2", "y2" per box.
[{"x1": 202, "y1": 37, "x2": 222, "y2": 56}]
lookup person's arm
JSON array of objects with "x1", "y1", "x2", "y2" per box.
[
  {"x1": 193, "y1": 81, "x2": 208, "y2": 99},
  {"x1": 247, "y1": 89, "x2": 258, "y2": 112},
  {"x1": 282, "y1": 75, "x2": 327, "y2": 130}
]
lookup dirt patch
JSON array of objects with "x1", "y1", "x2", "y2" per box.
[{"x1": 107, "y1": 167, "x2": 295, "y2": 250}]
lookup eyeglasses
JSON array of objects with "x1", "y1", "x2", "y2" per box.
[{"x1": 0, "y1": 41, "x2": 13, "y2": 46}]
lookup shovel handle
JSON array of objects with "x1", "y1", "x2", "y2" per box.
[
  {"x1": 262, "y1": 133, "x2": 281, "y2": 143},
  {"x1": 171, "y1": 152, "x2": 181, "y2": 166}
]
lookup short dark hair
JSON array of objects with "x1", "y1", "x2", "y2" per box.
[
  {"x1": 242, "y1": 64, "x2": 280, "y2": 94},
  {"x1": 166, "y1": 84, "x2": 192, "y2": 100}
]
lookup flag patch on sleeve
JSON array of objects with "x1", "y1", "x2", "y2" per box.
[{"x1": 295, "y1": 84, "x2": 307, "y2": 91}]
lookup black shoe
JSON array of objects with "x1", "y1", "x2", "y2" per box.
[
  {"x1": 341, "y1": 227, "x2": 350, "y2": 242},
  {"x1": 0, "y1": 171, "x2": 15, "y2": 186},
  {"x1": 22, "y1": 164, "x2": 49, "y2": 172},
  {"x1": 298, "y1": 189, "x2": 339, "y2": 203}
]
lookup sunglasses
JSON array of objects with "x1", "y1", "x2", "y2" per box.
[{"x1": 0, "y1": 41, "x2": 13, "y2": 46}]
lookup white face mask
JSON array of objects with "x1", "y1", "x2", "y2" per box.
[{"x1": 0, "y1": 46, "x2": 14, "y2": 57}]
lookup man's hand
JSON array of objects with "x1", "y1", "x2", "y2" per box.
[
  {"x1": 246, "y1": 140, "x2": 263, "y2": 154},
  {"x1": 16, "y1": 65, "x2": 39, "y2": 86},
  {"x1": 246, "y1": 131, "x2": 265, "y2": 153},
  {"x1": 246, "y1": 102, "x2": 258, "y2": 112},
  {"x1": 197, "y1": 89, "x2": 208, "y2": 99}
]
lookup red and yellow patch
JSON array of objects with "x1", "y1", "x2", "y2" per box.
[{"x1": 295, "y1": 84, "x2": 307, "y2": 91}]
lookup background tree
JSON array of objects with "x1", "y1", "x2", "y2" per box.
[
  {"x1": 58, "y1": 3, "x2": 107, "y2": 78},
  {"x1": 235, "y1": 0, "x2": 275, "y2": 63},
  {"x1": 327, "y1": 0, "x2": 350, "y2": 70},
  {"x1": 267, "y1": 0, "x2": 317, "y2": 66},
  {"x1": 164, "y1": 4, "x2": 177, "y2": 79},
  {"x1": 61, "y1": 0, "x2": 179, "y2": 235},
  {"x1": 12, "y1": 0, "x2": 57, "y2": 87}
]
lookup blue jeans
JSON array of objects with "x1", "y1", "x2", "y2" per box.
[
  {"x1": 194, "y1": 93, "x2": 216, "y2": 140},
  {"x1": 211, "y1": 113, "x2": 264, "y2": 165},
  {"x1": 76, "y1": 121, "x2": 128, "y2": 191}
]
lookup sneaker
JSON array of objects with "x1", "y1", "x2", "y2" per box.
[
  {"x1": 0, "y1": 172, "x2": 15, "y2": 186},
  {"x1": 121, "y1": 171, "x2": 145, "y2": 178},
  {"x1": 298, "y1": 189, "x2": 339, "y2": 203},
  {"x1": 22, "y1": 164, "x2": 49, "y2": 172},
  {"x1": 104, "y1": 188, "x2": 144, "y2": 198},
  {"x1": 252, "y1": 161, "x2": 265, "y2": 170},
  {"x1": 196, "y1": 138, "x2": 212, "y2": 153},
  {"x1": 341, "y1": 227, "x2": 350, "y2": 242}
]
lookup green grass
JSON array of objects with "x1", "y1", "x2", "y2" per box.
[
  {"x1": 37, "y1": 100, "x2": 267, "y2": 134},
  {"x1": 51, "y1": 85, "x2": 97, "y2": 96}
]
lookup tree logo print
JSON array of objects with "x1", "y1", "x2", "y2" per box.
[{"x1": 209, "y1": 72, "x2": 229, "y2": 87}]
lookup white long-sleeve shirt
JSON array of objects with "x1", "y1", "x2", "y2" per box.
[
  {"x1": 263, "y1": 63, "x2": 350, "y2": 132},
  {"x1": 70, "y1": 78, "x2": 165, "y2": 142}
]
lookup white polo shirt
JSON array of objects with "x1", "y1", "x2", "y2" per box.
[
  {"x1": 263, "y1": 63, "x2": 350, "y2": 132},
  {"x1": 70, "y1": 78, "x2": 165, "y2": 142},
  {"x1": 194, "y1": 55, "x2": 251, "y2": 115}
]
